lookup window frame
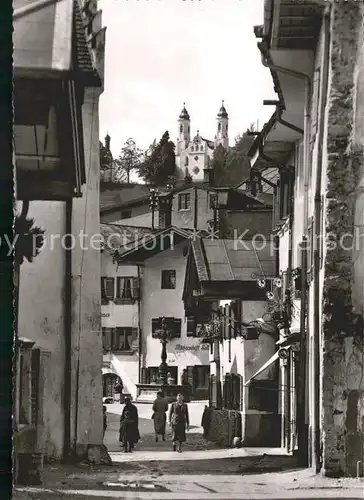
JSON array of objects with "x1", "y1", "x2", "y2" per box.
[
  {"x1": 101, "y1": 276, "x2": 115, "y2": 301},
  {"x1": 161, "y1": 269, "x2": 176, "y2": 289},
  {"x1": 115, "y1": 276, "x2": 139, "y2": 303},
  {"x1": 178, "y1": 193, "x2": 191, "y2": 211}
]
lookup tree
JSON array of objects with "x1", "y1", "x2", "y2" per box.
[
  {"x1": 115, "y1": 137, "x2": 143, "y2": 183},
  {"x1": 137, "y1": 131, "x2": 177, "y2": 186},
  {"x1": 14, "y1": 216, "x2": 45, "y2": 266},
  {"x1": 211, "y1": 132, "x2": 254, "y2": 187}
]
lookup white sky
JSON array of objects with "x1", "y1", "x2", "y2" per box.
[{"x1": 99, "y1": 0, "x2": 276, "y2": 157}]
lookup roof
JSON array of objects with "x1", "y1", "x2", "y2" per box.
[
  {"x1": 73, "y1": 0, "x2": 102, "y2": 85},
  {"x1": 191, "y1": 238, "x2": 275, "y2": 283},
  {"x1": 217, "y1": 103, "x2": 228, "y2": 119},
  {"x1": 116, "y1": 226, "x2": 194, "y2": 262},
  {"x1": 179, "y1": 106, "x2": 190, "y2": 120},
  {"x1": 100, "y1": 184, "x2": 151, "y2": 212},
  {"x1": 100, "y1": 223, "x2": 155, "y2": 254}
]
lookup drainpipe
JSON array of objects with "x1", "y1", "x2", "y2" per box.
[
  {"x1": 63, "y1": 199, "x2": 72, "y2": 461},
  {"x1": 313, "y1": 4, "x2": 331, "y2": 473}
]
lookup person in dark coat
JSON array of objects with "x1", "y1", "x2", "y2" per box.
[
  {"x1": 119, "y1": 397, "x2": 140, "y2": 452},
  {"x1": 103, "y1": 405, "x2": 107, "y2": 438},
  {"x1": 152, "y1": 391, "x2": 168, "y2": 442},
  {"x1": 168, "y1": 393, "x2": 189, "y2": 453}
]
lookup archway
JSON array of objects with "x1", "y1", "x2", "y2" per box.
[{"x1": 102, "y1": 372, "x2": 122, "y2": 398}]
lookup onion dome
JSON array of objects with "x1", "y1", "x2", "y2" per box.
[
  {"x1": 179, "y1": 102, "x2": 190, "y2": 120},
  {"x1": 217, "y1": 100, "x2": 228, "y2": 119}
]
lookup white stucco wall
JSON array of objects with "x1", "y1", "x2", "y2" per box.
[{"x1": 141, "y1": 242, "x2": 209, "y2": 381}]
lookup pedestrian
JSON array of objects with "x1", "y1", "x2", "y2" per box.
[
  {"x1": 168, "y1": 393, "x2": 189, "y2": 453},
  {"x1": 114, "y1": 379, "x2": 124, "y2": 404},
  {"x1": 119, "y1": 397, "x2": 140, "y2": 452},
  {"x1": 103, "y1": 405, "x2": 107, "y2": 438},
  {"x1": 152, "y1": 391, "x2": 168, "y2": 442},
  {"x1": 201, "y1": 405, "x2": 211, "y2": 438}
]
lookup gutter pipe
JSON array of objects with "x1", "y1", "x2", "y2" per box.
[
  {"x1": 64, "y1": 198, "x2": 72, "y2": 461},
  {"x1": 313, "y1": 4, "x2": 331, "y2": 472}
]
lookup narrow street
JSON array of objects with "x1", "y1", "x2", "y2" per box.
[{"x1": 14, "y1": 403, "x2": 364, "y2": 500}]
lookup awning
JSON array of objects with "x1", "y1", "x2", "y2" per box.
[
  {"x1": 14, "y1": 0, "x2": 74, "y2": 75},
  {"x1": 244, "y1": 351, "x2": 279, "y2": 386}
]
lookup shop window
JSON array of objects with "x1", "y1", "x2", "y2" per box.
[
  {"x1": 161, "y1": 269, "x2": 176, "y2": 289},
  {"x1": 248, "y1": 379, "x2": 278, "y2": 412}
]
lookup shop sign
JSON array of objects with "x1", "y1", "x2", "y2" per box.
[{"x1": 175, "y1": 344, "x2": 210, "y2": 352}]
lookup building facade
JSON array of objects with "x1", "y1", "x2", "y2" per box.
[
  {"x1": 249, "y1": 0, "x2": 364, "y2": 477},
  {"x1": 14, "y1": 0, "x2": 106, "y2": 467}
]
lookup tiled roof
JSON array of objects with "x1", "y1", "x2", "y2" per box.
[
  {"x1": 100, "y1": 223, "x2": 155, "y2": 253},
  {"x1": 100, "y1": 184, "x2": 151, "y2": 212},
  {"x1": 73, "y1": 0, "x2": 101, "y2": 85},
  {"x1": 191, "y1": 238, "x2": 275, "y2": 282}
]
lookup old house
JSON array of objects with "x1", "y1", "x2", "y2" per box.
[
  {"x1": 250, "y1": 0, "x2": 364, "y2": 476},
  {"x1": 182, "y1": 236, "x2": 279, "y2": 447},
  {"x1": 13, "y1": 0, "x2": 106, "y2": 475}
]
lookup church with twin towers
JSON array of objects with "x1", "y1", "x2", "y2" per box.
[{"x1": 175, "y1": 102, "x2": 229, "y2": 181}]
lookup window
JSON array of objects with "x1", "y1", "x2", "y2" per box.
[
  {"x1": 161, "y1": 269, "x2": 176, "y2": 289},
  {"x1": 116, "y1": 277, "x2": 139, "y2": 302},
  {"x1": 200, "y1": 145, "x2": 203, "y2": 151},
  {"x1": 191, "y1": 146, "x2": 194, "y2": 152},
  {"x1": 102, "y1": 327, "x2": 137, "y2": 352},
  {"x1": 194, "y1": 156, "x2": 199, "y2": 162},
  {"x1": 152, "y1": 317, "x2": 182, "y2": 338},
  {"x1": 180, "y1": 124, "x2": 183, "y2": 133},
  {"x1": 178, "y1": 193, "x2": 190, "y2": 210},
  {"x1": 209, "y1": 193, "x2": 217, "y2": 209},
  {"x1": 218, "y1": 123, "x2": 221, "y2": 132},
  {"x1": 120, "y1": 210, "x2": 132, "y2": 220},
  {"x1": 185, "y1": 156, "x2": 189, "y2": 166},
  {"x1": 101, "y1": 277, "x2": 114, "y2": 301}
]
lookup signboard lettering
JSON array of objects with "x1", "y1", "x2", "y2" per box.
[{"x1": 175, "y1": 344, "x2": 210, "y2": 352}]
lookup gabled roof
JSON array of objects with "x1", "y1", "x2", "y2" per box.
[
  {"x1": 116, "y1": 226, "x2": 194, "y2": 263},
  {"x1": 100, "y1": 223, "x2": 155, "y2": 254}
]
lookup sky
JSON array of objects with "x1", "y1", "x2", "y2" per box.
[{"x1": 98, "y1": 0, "x2": 276, "y2": 158}]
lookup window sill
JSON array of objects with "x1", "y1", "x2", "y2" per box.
[
  {"x1": 178, "y1": 208, "x2": 191, "y2": 212},
  {"x1": 114, "y1": 298, "x2": 136, "y2": 305},
  {"x1": 103, "y1": 349, "x2": 136, "y2": 355}
]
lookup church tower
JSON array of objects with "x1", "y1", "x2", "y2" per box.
[
  {"x1": 215, "y1": 101, "x2": 229, "y2": 149},
  {"x1": 177, "y1": 103, "x2": 191, "y2": 155}
]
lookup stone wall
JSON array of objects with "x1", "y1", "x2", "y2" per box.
[
  {"x1": 205, "y1": 408, "x2": 242, "y2": 447},
  {"x1": 321, "y1": 1, "x2": 364, "y2": 477}
]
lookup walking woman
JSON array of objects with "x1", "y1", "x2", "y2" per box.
[
  {"x1": 152, "y1": 391, "x2": 168, "y2": 442},
  {"x1": 168, "y1": 393, "x2": 189, "y2": 453}
]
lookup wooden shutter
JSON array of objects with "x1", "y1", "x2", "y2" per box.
[
  {"x1": 141, "y1": 367, "x2": 147, "y2": 384},
  {"x1": 186, "y1": 317, "x2": 195, "y2": 337},
  {"x1": 103, "y1": 327, "x2": 112, "y2": 350},
  {"x1": 132, "y1": 277, "x2": 140, "y2": 299},
  {"x1": 173, "y1": 318, "x2": 182, "y2": 338},
  {"x1": 152, "y1": 318, "x2": 160, "y2": 338},
  {"x1": 186, "y1": 366, "x2": 194, "y2": 387},
  {"x1": 31, "y1": 349, "x2": 40, "y2": 426}
]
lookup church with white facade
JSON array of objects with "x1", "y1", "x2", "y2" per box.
[{"x1": 175, "y1": 102, "x2": 230, "y2": 181}]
